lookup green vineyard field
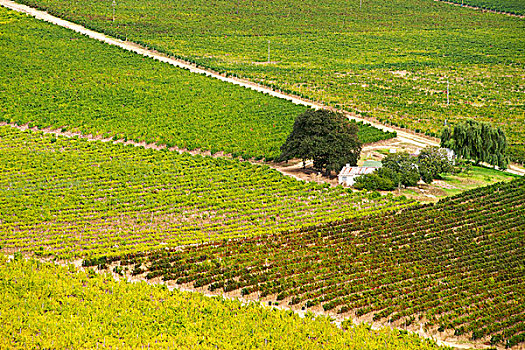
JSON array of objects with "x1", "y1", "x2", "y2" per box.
[
  {"x1": 12, "y1": 0, "x2": 525, "y2": 161},
  {"x1": 0, "y1": 126, "x2": 411, "y2": 259},
  {"x1": 102, "y1": 179, "x2": 525, "y2": 347},
  {"x1": 0, "y1": 256, "x2": 449, "y2": 349},
  {"x1": 442, "y1": 0, "x2": 525, "y2": 15},
  {"x1": 0, "y1": 7, "x2": 393, "y2": 162}
]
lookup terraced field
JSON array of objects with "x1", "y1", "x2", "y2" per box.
[
  {"x1": 0, "y1": 126, "x2": 411, "y2": 259},
  {"x1": 101, "y1": 178, "x2": 525, "y2": 348},
  {"x1": 11, "y1": 0, "x2": 525, "y2": 161}
]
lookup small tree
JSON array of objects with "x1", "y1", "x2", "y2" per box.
[
  {"x1": 382, "y1": 152, "x2": 420, "y2": 188},
  {"x1": 417, "y1": 146, "x2": 454, "y2": 184},
  {"x1": 354, "y1": 167, "x2": 398, "y2": 191},
  {"x1": 441, "y1": 119, "x2": 508, "y2": 169},
  {"x1": 279, "y1": 109, "x2": 362, "y2": 174}
]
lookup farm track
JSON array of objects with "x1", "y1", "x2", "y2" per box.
[
  {"x1": 434, "y1": 0, "x2": 525, "y2": 18},
  {"x1": 2, "y1": 0, "x2": 524, "y2": 178}
]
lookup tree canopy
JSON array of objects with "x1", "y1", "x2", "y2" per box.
[
  {"x1": 279, "y1": 109, "x2": 362, "y2": 174},
  {"x1": 354, "y1": 147, "x2": 455, "y2": 191},
  {"x1": 441, "y1": 120, "x2": 508, "y2": 169}
]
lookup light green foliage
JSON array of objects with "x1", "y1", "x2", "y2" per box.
[
  {"x1": 0, "y1": 7, "x2": 392, "y2": 161},
  {"x1": 417, "y1": 146, "x2": 455, "y2": 184},
  {"x1": 0, "y1": 126, "x2": 412, "y2": 259},
  {"x1": 382, "y1": 152, "x2": 421, "y2": 187},
  {"x1": 12, "y1": 0, "x2": 525, "y2": 160},
  {"x1": 0, "y1": 257, "x2": 450, "y2": 349}
]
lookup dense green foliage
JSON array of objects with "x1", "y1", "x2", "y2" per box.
[
  {"x1": 417, "y1": 147, "x2": 455, "y2": 183},
  {"x1": 12, "y1": 0, "x2": 525, "y2": 161},
  {"x1": 441, "y1": 0, "x2": 525, "y2": 15},
  {"x1": 441, "y1": 120, "x2": 508, "y2": 169},
  {"x1": 0, "y1": 7, "x2": 393, "y2": 161},
  {"x1": 280, "y1": 110, "x2": 362, "y2": 173},
  {"x1": 0, "y1": 257, "x2": 450, "y2": 349},
  {"x1": 0, "y1": 126, "x2": 412, "y2": 259},
  {"x1": 354, "y1": 148, "x2": 455, "y2": 190},
  {"x1": 105, "y1": 179, "x2": 525, "y2": 347}
]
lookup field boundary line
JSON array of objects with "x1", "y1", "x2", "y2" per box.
[
  {"x1": 434, "y1": 0, "x2": 525, "y2": 18},
  {"x1": 0, "y1": 0, "x2": 439, "y2": 149}
]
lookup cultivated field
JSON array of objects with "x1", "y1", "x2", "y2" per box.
[
  {"x1": 0, "y1": 126, "x2": 412, "y2": 259},
  {"x1": 0, "y1": 7, "x2": 393, "y2": 161},
  {"x1": 99, "y1": 179, "x2": 525, "y2": 348},
  {"x1": 441, "y1": 0, "x2": 525, "y2": 15},
  {"x1": 12, "y1": 0, "x2": 525, "y2": 161},
  {"x1": 0, "y1": 256, "x2": 450, "y2": 349},
  {"x1": 1, "y1": 0, "x2": 524, "y2": 349}
]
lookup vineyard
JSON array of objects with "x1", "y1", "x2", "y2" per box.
[
  {"x1": 0, "y1": 256, "x2": 451, "y2": 349},
  {"x1": 0, "y1": 125, "x2": 411, "y2": 259},
  {"x1": 94, "y1": 178, "x2": 525, "y2": 348},
  {"x1": 11, "y1": 0, "x2": 525, "y2": 161},
  {"x1": 0, "y1": 7, "x2": 393, "y2": 162},
  {"x1": 1, "y1": 0, "x2": 524, "y2": 348},
  {"x1": 441, "y1": 0, "x2": 525, "y2": 15}
]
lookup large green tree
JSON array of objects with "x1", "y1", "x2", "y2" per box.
[
  {"x1": 441, "y1": 120, "x2": 508, "y2": 169},
  {"x1": 279, "y1": 109, "x2": 362, "y2": 174}
]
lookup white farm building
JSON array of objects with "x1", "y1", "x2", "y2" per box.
[{"x1": 338, "y1": 163, "x2": 381, "y2": 186}]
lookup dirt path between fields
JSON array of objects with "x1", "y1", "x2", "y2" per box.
[
  {"x1": 434, "y1": 0, "x2": 525, "y2": 18},
  {"x1": 1, "y1": 0, "x2": 523, "y2": 179}
]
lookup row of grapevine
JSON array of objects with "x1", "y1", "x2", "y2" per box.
[
  {"x1": 0, "y1": 126, "x2": 412, "y2": 259},
  {"x1": 0, "y1": 256, "x2": 450, "y2": 349},
  {"x1": 440, "y1": 0, "x2": 525, "y2": 15},
  {"x1": 10, "y1": 0, "x2": 525, "y2": 161},
  {"x1": 0, "y1": 7, "x2": 393, "y2": 164},
  {"x1": 102, "y1": 179, "x2": 525, "y2": 347}
]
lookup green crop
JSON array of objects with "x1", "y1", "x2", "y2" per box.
[
  {"x1": 0, "y1": 257, "x2": 450, "y2": 349},
  {"x1": 442, "y1": 0, "x2": 525, "y2": 15},
  {"x1": 0, "y1": 126, "x2": 412, "y2": 259},
  {"x1": 11, "y1": 0, "x2": 525, "y2": 161},
  {"x1": 0, "y1": 7, "x2": 393, "y2": 162},
  {"x1": 115, "y1": 178, "x2": 525, "y2": 347}
]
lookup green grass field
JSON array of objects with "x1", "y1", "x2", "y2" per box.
[
  {"x1": 13, "y1": 0, "x2": 525, "y2": 161},
  {"x1": 436, "y1": 165, "x2": 520, "y2": 196}
]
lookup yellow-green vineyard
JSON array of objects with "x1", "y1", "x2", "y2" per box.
[{"x1": 1, "y1": 0, "x2": 524, "y2": 348}]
